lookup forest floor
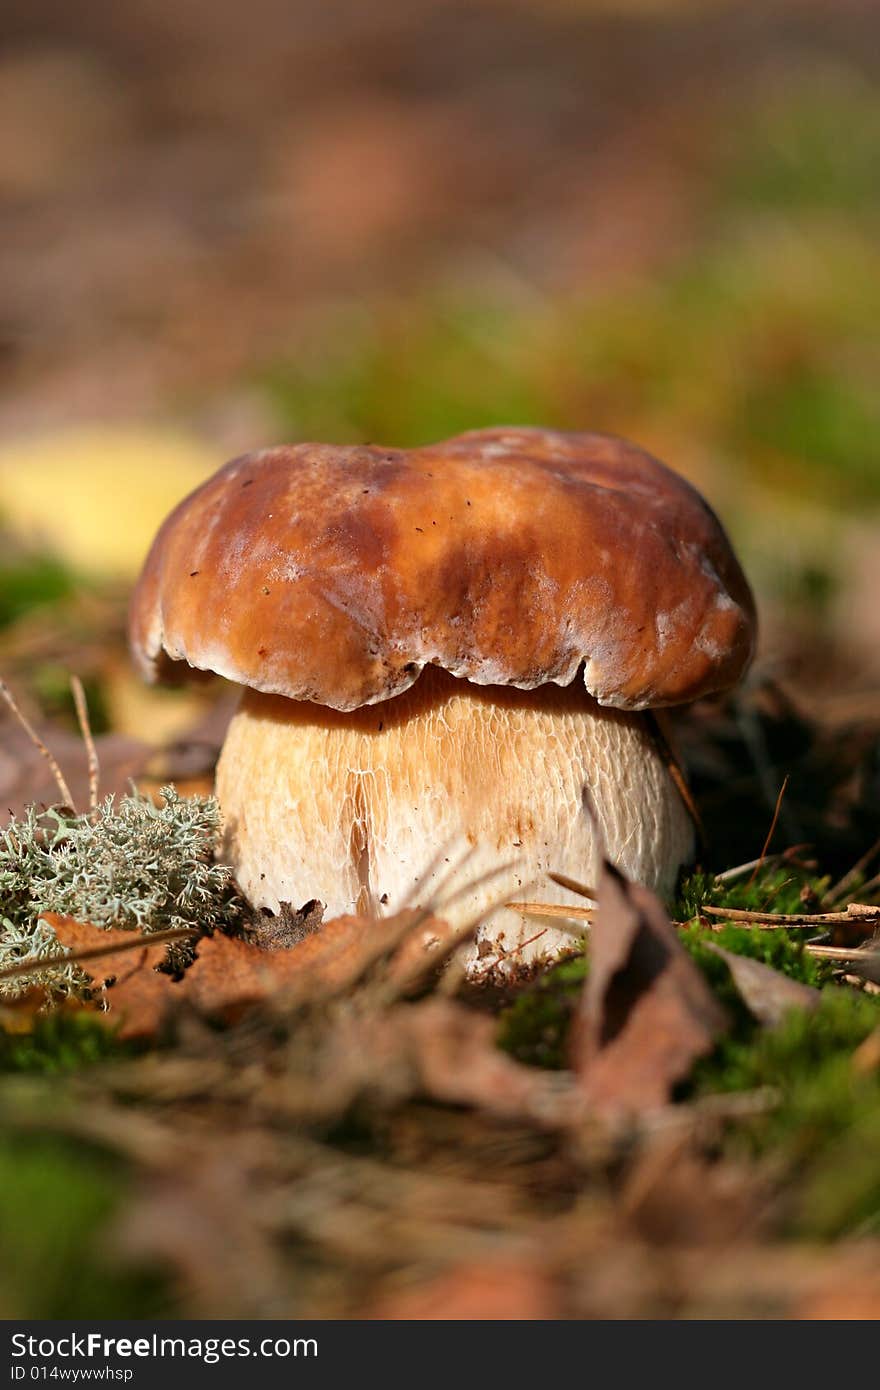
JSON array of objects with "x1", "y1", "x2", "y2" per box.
[{"x1": 0, "y1": 0, "x2": 878, "y2": 1318}]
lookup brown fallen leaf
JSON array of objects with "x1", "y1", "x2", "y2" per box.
[
  {"x1": 0, "y1": 986, "x2": 56, "y2": 1032},
  {"x1": 243, "y1": 899, "x2": 325, "y2": 950},
  {"x1": 183, "y1": 910, "x2": 457, "y2": 1019},
  {"x1": 271, "y1": 994, "x2": 584, "y2": 1129},
  {"x1": 394, "y1": 998, "x2": 581, "y2": 1128},
  {"x1": 706, "y1": 943, "x2": 821, "y2": 1027},
  {"x1": 571, "y1": 860, "x2": 728, "y2": 1115},
  {"x1": 44, "y1": 914, "x2": 179, "y2": 1040},
  {"x1": 620, "y1": 1128, "x2": 767, "y2": 1246},
  {"x1": 44, "y1": 909, "x2": 456, "y2": 1039}
]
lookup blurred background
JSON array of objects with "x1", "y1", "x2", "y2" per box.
[
  {"x1": 0, "y1": 0, "x2": 878, "y2": 857},
  {"x1": 1, "y1": 0, "x2": 880, "y2": 1324}
]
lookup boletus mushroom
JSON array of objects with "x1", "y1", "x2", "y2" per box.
[{"x1": 129, "y1": 428, "x2": 756, "y2": 969}]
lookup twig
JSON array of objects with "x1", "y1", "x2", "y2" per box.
[
  {"x1": 0, "y1": 676, "x2": 76, "y2": 812},
  {"x1": 488, "y1": 928, "x2": 550, "y2": 964},
  {"x1": 0, "y1": 925, "x2": 201, "y2": 984},
  {"x1": 70, "y1": 674, "x2": 100, "y2": 813},
  {"x1": 804, "y1": 944, "x2": 880, "y2": 962},
  {"x1": 747, "y1": 774, "x2": 789, "y2": 887},
  {"x1": 701, "y1": 903, "x2": 880, "y2": 928}
]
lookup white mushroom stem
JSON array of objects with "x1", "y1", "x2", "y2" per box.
[{"x1": 216, "y1": 667, "x2": 694, "y2": 972}]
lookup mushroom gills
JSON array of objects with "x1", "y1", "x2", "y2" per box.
[{"x1": 216, "y1": 665, "x2": 694, "y2": 971}]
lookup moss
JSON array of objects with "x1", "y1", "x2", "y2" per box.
[
  {"x1": 498, "y1": 920, "x2": 880, "y2": 1240},
  {"x1": 500, "y1": 863, "x2": 835, "y2": 1072},
  {"x1": 0, "y1": 553, "x2": 77, "y2": 630},
  {"x1": 259, "y1": 302, "x2": 554, "y2": 450},
  {"x1": 694, "y1": 990, "x2": 880, "y2": 1238},
  {"x1": 718, "y1": 71, "x2": 880, "y2": 217},
  {"x1": 0, "y1": 1013, "x2": 132, "y2": 1075},
  {"x1": 30, "y1": 663, "x2": 111, "y2": 736},
  {"x1": 497, "y1": 953, "x2": 587, "y2": 1069},
  {"x1": 0, "y1": 1132, "x2": 168, "y2": 1317},
  {"x1": 675, "y1": 864, "x2": 831, "y2": 922}
]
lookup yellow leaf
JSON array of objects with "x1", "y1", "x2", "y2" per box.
[{"x1": 0, "y1": 425, "x2": 217, "y2": 578}]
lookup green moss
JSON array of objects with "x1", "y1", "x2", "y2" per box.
[
  {"x1": 0, "y1": 1132, "x2": 168, "y2": 1317},
  {"x1": 737, "y1": 365, "x2": 880, "y2": 508},
  {"x1": 682, "y1": 921, "x2": 830, "y2": 990},
  {"x1": 497, "y1": 954, "x2": 587, "y2": 1069},
  {"x1": 499, "y1": 919, "x2": 880, "y2": 1240},
  {"x1": 0, "y1": 1014, "x2": 131, "y2": 1075},
  {"x1": 498, "y1": 875, "x2": 834, "y2": 1070},
  {"x1": 675, "y1": 864, "x2": 831, "y2": 922},
  {"x1": 719, "y1": 73, "x2": 880, "y2": 216},
  {"x1": 260, "y1": 302, "x2": 555, "y2": 450},
  {"x1": 0, "y1": 553, "x2": 76, "y2": 629},
  {"x1": 694, "y1": 990, "x2": 880, "y2": 1238},
  {"x1": 30, "y1": 664, "x2": 111, "y2": 736}
]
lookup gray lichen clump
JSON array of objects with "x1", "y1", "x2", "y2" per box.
[{"x1": 0, "y1": 786, "x2": 238, "y2": 998}]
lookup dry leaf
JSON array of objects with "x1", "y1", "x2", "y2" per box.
[
  {"x1": 707, "y1": 943, "x2": 821, "y2": 1027},
  {"x1": 273, "y1": 994, "x2": 583, "y2": 1129},
  {"x1": 0, "y1": 986, "x2": 55, "y2": 1031},
  {"x1": 44, "y1": 909, "x2": 455, "y2": 1039},
  {"x1": 395, "y1": 998, "x2": 581, "y2": 1128},
  {"x1": 44, "y1": 914, "x2": 175, "y2": 1040},
  {"x1": 620, "y1": 1129, "x2": 766, "y2": 1246},
  {"x1": 243, "y1": 899, "x2": 325, "y2": 950},
  {"x1": 572, "y1": 861, "x2": 728, "y2": 1114}
]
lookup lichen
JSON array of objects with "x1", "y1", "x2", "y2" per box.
[{"x1": 0, "y1": 786, "x2": 238, "y2": 998}]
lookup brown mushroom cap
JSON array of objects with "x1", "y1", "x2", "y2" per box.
[{"x1": 129, "y1": 427, "x2": 756, "y2": 712}]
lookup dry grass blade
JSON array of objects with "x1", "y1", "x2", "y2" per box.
[
  {"x1": 399, "y1": 839, "x2": 475, "y2": 912},
  {"x1": 387, "y1": 870, "x2": 546, "y2": 999},
  {"x1": 506, "y1": 901, "x2": 594, "y2": 924},
  {"x1": 0, "y1": 923, "x2": 200, "y2": 983},
  {"x1": 70, "y1": 674, "x2": 100, "y2": 813},
  {"x1": 804, "y1": 943, "x2": 880, "y2": 983},
  {"x1": 746, "y1": 774, "x2": 790, "y2": 887},
  {"x1": 0, "y1": 675, "x2": 76, "y2": 811},
  {"x1": 428, "y1": 855, "x2": 524, "y2": 918},
  {"x1": 548, "y1": 871, "x2": 597, "y2": 901}
]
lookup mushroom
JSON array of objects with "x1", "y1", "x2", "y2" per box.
[{"x1": 129, "y1": 427, "x2": 756, "y2": 969}]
